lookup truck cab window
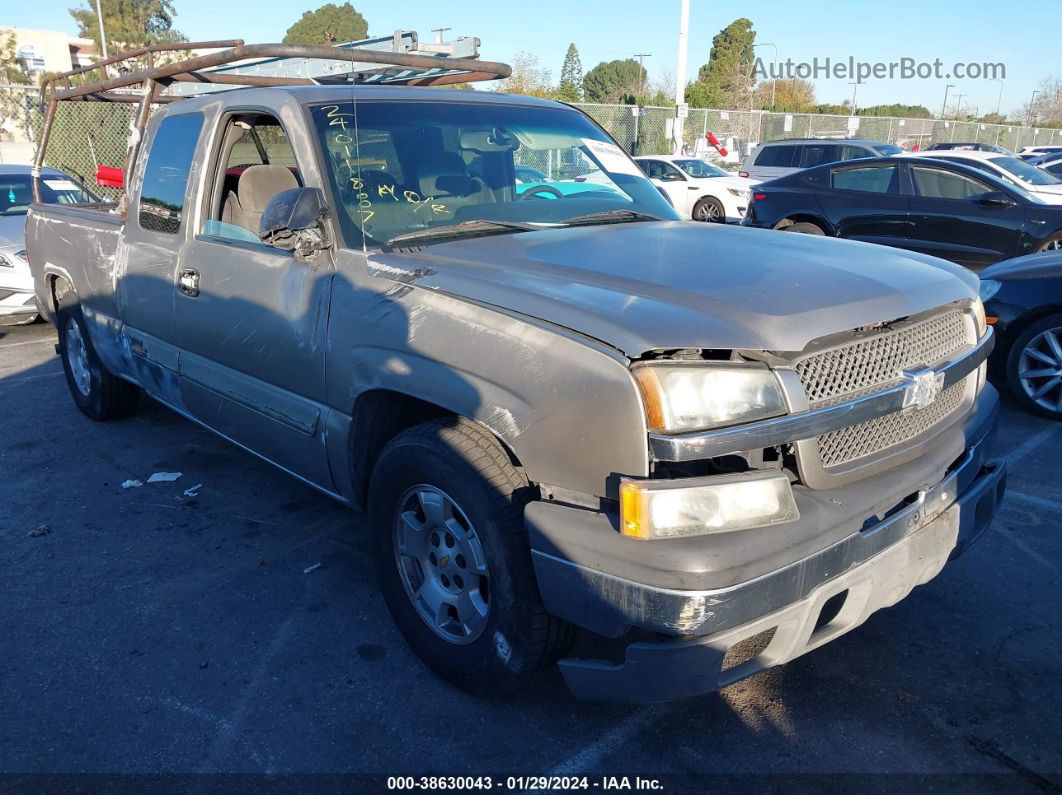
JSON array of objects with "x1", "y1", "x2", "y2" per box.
[
  {"x1": 138, "y1": 113, "x2": 204, "y2": 235},
  {"x1": 202, "y1": 114, "x2": 302, "y2": 244}
]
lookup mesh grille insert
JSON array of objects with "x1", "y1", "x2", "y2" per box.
[{"x1": 795, "y1": 310, "x2": 968, "y2": 405}]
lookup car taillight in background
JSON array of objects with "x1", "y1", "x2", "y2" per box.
[
  {"x1": 752, "y1": 192, "x2": 767, "y2": 202},
  {"x1": 739, "y1": 171, "x2": 749, "y2": 178}
]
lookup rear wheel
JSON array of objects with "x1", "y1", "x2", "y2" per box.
[
  {"x1": 56, "y1": 292, "x2": 140, "y2": 420},
  {"x1": 692, "y1": 196, "x2": 725, "y2": 223},
  {"x1": 1006, "y1": 312, "x2": 1062, "y2": 420},
  {"x1": 781, "y1": 221, "x2": 825, "y2": 235},
  {"x1": 369, "y1": 418, "x2": 571, "y2": 696},
  {"x1": 1036, "y1": 235, "x2": 1062, "y2": 253}
]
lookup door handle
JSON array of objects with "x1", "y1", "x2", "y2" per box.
[
  {"x1": 688, "y1": 186, "x2": 699, "y2": 190},
  {"x1": 177, "y1": 268, "x2": 200, "y2": 297}
]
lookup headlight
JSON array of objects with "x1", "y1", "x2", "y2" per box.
[
  {"x1": 727, "y1": 187, "x2": 749, "y2": 198},
  {"x1": 633, "y1": 363, "x2": 787, "y2": 433},
  {"x1": 0, "y1": 255, "x2": 11, "y2": 268},
  {"x1": 978, "y1": 279, "x2": 1001, "y2": 303},
  {"x1": 620, "y1": 471, "x2": 799, "y2": 539},
  {"x1": 972, "y1": 296, "x2": 988, "y2": 336}
]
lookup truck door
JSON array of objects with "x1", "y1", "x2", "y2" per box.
[
  {"x1": 118, "y1": 111, "x2": 206, "y2": 402},
  {"x1": 174, "y1": 110, "x2": 337, "y2": 491}
]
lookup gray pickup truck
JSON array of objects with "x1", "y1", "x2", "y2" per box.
[{"x1": 28, "y1": 67, "x2": 1005, "y2": 702}]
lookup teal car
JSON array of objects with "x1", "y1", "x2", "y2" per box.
[{"x1": 514, "y1": 165, "x2": 617, "y2": 198}]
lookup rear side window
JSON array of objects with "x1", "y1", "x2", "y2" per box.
[
  {"x1": 839, "y1": 145, "x2": 874, "y2": 161},
  {"x1": 832, "y1": 165, "x2": 899, "y2": 194},
  {"x1": 754, "y1": 145, "x2": 797, "y2": 168},
  {"x1": 138, "y1": 113, "x2": 204, "y2": 235},
  {"x1": 799, "y1": 144, "x2": 841, "y2": 168}
]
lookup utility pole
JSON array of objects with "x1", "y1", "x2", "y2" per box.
[
  {"x1": 430, "y1": 26, "x2": 451, "y2": 44},
  {"x1": 954, "y1": 93, "x2": 966, "y2": 118},
  {"x1": 940, "y1": 83, "x2": 954, "y2": 119},
  {"x1": 849, "y1": 80, "x2": 862, "y2": 114},
  {"x1": 633, "y1": 53, "x2": 652, "y2": 99},
  {"x1": 990, "y1": 78, "x2": 1004, "y2": 117},
  {"x1": 1029, "y1": 89, "x2": 1041, "y2": 126},
  {"x1": 753, "y1": 42, "x2": 778, "y2": 110},
  {"x1": 95, "y1": 0, "x2": 109, "y2": 59},
  {"x1": 672, "y1": 0, "x2": 689, "y2": 154}
]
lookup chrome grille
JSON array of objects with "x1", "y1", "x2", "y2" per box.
[
  {"x1": 795, "y1": 310, "x2": 969, "y2": 405},
  {"x1": 816, "y1": 380, "x2": 967, "y2": 468}
]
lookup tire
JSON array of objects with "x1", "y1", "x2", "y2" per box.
[
  {"x1": 369, "y1": 417, "x2": 571, "y2": 696},
  {"x1": 782, "y1": 221, "x2": 825, "y2": 235},
  {"x1": 1036, "y1": 235, "x2": 1062, "y2": 253},
  {"x1": 56, "y1": 292, "x2": 140, "y2": 420},
  {"x1": 692, "y1": 196, "x2": 726, "y2": 223},
  {"x1": 1005, "y1": 312, "x2": 1062, "y2": 420}
]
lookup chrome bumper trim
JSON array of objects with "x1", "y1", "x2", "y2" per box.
[{"x1": 649, "y1": 327, "x2": 993, "y2": 463}]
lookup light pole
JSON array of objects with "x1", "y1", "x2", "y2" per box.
[
  {"x1": 1028, "y1": 89, "x2": 1041, "y2": 126},
  {"x1": 954, "y1": 94, "x2": 966, "y2": 118},
  {"x1": 753, "y1": 42, "x2": 778, "y2": 110},
  {"x1": 95, "y1": 0, "x2": 109, "y2": 59},
  {"x1": 633, "y1": 52, "x2": 652, "y2": 100},
  {"x1": 849, "y1": 80, "x2": 862, "y2": 114},
  {"x1": 672, "y1": 0, "x2": 689, "y2": 155},
  {"x1": 940, "y1": 83, "x2": 955, "y2": 118},
  {"x1": 990, "y1": 78, "x2": 1004, "y2": 117}
]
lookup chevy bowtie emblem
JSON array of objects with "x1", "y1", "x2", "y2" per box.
[{"x1": 901, "y1": 367, "x2": 945, "y2": 411}]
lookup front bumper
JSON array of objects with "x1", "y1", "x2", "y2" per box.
[
  {"x1": 528, "y1": 388, "x2": 1004, "y2": 703},
  {"x1": 0, "y1": 288, "x2": 39, "y2": 318}
]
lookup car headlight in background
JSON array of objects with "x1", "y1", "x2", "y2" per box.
[
  {"x1": 633, "y1": 363, "x2": 787, "y2": 433},
  {"x1": 0, "y1": 255, "x2": 10, "y2": 268},
  {"x1": 726, "y1": 187, "x2": 750, "y2": 198},
  {"x1": 620, "y1": 471, "x2": 799, "y2": 539},
  {"x1": 978, "y1": 280, "x2": 1001, "y2": 304}
]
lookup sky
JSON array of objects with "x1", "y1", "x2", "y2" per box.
[{"x1": 9, "y1": 0, "x2": 1052, "y2": 117}]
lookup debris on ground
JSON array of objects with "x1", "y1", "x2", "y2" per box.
[
  {"x1": 183, "y1": 483, "x2": 203, "y2": 497},
  {"x1": 146, "y1": 472, "x2": 183, "y2": 483},
  {"x1": 121, "y1": 479, "x2": 143, "y2": 489},
  {"x1": 303, "y1": 562, "x2": 323, "y2": 574},
  {"x1": 28, "y1": 524, "x2": 51, "y2": 538}
]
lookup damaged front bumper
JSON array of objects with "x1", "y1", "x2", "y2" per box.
[{"x1": 527, "y1": 385, "x2": 1004, "y2": 703}]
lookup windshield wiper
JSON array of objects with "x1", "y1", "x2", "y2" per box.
[
  {"x1": 560, "y1": 209, "x2": 663, "y2": 227},
  {"x1": 385, "y1": 220, "x2": 538, "y2": 248}
]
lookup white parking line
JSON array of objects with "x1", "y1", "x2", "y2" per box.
[
  {"x1": 1005, "y1": 490, "x2": 1062, "y2": 514},
  {"x1": 545, "y1": 706, "x2": 665, "y2": 777},
  {"x1": 1005, "y1": 425, "x2": 1062, "y2": 467},
  {"x1": 0, "y1": 337, "x2": 54, "y2": 350},
  {"x1": 995, "y1": 526, "x2": 1053, "y2": 572}
]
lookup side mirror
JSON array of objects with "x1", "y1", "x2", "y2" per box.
[
  {"x1": 260, "y1": 187, "x2": 330, "y2": 257},
  {"x1": 978, "y1": 190, "x2": 1014, "y2": 207}
]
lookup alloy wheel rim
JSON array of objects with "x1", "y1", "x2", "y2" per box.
[
  {"x1": 65, "y1": 319, "x2": 92, "y2": 397},
  {"x1": 392, "y1": 484, "x2": 490, "y2": 644},
  {"x1": 697, "y1": 202, "x2": 722, "y2": 221},
  {"x1": 1043, "y1": 239, "x2": 1062, "y2": 251},
  {"x1": 1018, "y1": 326, "x2": 1062, "y2": 413}
]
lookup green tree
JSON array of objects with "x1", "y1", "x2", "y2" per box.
[
  {"x1": 556, "y1": 43, "x2": 583, "y2": 102},
  {"x1": 1, "y1": 31, "x2": 30, "y2": 84},
  {"x1": 283, "y1": 3, "x2": 368, "y2": 45},
  {"x1": 583, "y1": 58, "x2": 645, "y2": 104},
  {"x1": 69, "y1": 0, "x2": 185, "y2": 49},
  {"x1": 692, "y1": 18, "x2": 755, "y2": 109}
]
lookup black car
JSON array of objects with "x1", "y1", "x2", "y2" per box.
[
  {"x1": 926, "y1": 142, "x2": 1011, "y2": 154},
  {"x1": 980, "y1": 251, "x2": 1062, "y2": 419},
  {"x1": 743, "y1": 156, "x2": 1062, "y2": 270}
]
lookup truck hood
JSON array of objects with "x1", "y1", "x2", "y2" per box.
[
  {"x1": 0, "y1": 215, "x2": 26, "y2": 248},
  {"x1": 370, "y1": 221, "x2": 977, "y2": 356}
]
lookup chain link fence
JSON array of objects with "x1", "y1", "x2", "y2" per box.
[
  {"x1": 574, "y1": 103, "x2": 1062, "y2": 167},
  {"x1": 4, "y1": 82, "x2": 1062, "y2": 181}
]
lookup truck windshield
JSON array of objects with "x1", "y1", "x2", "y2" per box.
[{"x1": 308, "y1": 100, "x2": 677, "y2": 248}]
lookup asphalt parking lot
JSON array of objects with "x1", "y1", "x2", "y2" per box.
[{"x1": 2, "y1": 317, "x2": 1060, "y2": 787}]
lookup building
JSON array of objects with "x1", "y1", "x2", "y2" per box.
[{"x1": 2, "y1": 26, "x2": 98, "y2": 83}]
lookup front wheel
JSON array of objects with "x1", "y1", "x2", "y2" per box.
[
  {"x1": 56, "y1": 292, "x2": 140, "y2": 420},
  {"x1": 692, "y1": 196, "x2": 726, "y2": 223},
  {"x1": 1036, "y1": 235, "x2": 1062, "y2": 253},
  {"x1": 1006, "y1": 312, "x2": 1062, "y2": 419},
  {"x1": 369, "y1": 418, "x2": 570, "y2": 696}
]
